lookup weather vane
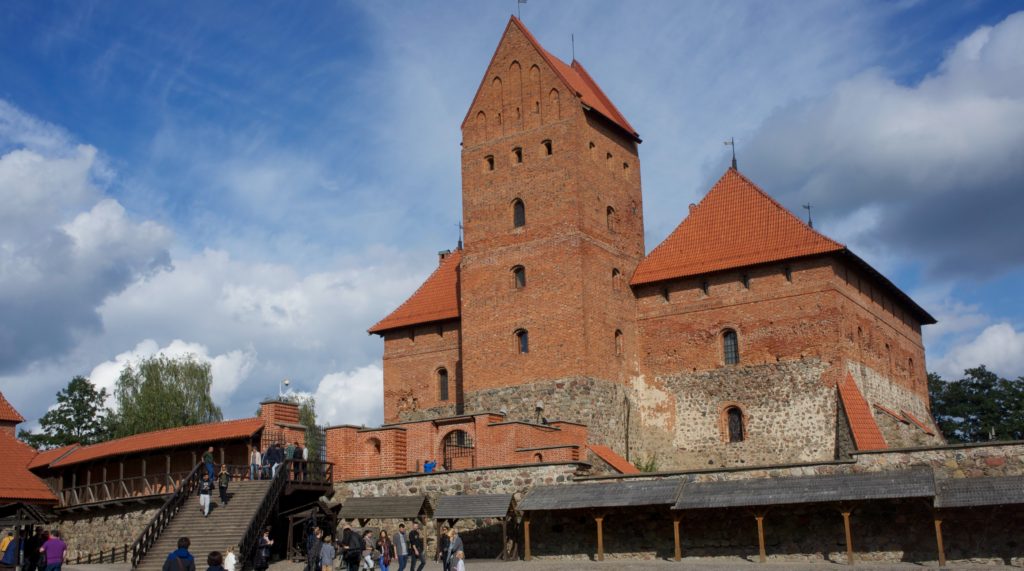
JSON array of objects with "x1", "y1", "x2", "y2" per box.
[
  {"x1": 723, "y1": 137, "x2": 737, "y2": 170},
  {"x1": 802, "y1": 203, "x2": 814, "y2": 228}
]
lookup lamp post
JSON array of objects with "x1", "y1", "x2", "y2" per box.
[{"x1": 279, "y1": 378, "x2": 291, "y2": 398}]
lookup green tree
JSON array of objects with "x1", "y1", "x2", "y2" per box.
[
  {"x1": 110, "y1": 354, "x2": 223, "y2": 438},
  {"x1": 929, "y1": 366, "x2": 1024, "y2": 443},
  {"x1": 18, "y1": 376, "x2": 112, "y2": 449}
]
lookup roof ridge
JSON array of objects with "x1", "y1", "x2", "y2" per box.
[
  {"x1": 727, "y1": 168, "x2": 844, "y2": 249},
  {"x1": 570, "y1": 59, "x2": 638, "y2": 137}
]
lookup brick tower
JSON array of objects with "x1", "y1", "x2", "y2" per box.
[{"x1": 456, "y1": 18, "x2": 644, "y2": 436}]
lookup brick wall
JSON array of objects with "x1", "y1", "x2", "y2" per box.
[{"x1": 382, "y1": 320, "x2": 461, "y2": 423}]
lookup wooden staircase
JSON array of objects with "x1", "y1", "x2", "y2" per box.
[{"x1": 135, "y1": 479, "x2": 273, "y2": 571}]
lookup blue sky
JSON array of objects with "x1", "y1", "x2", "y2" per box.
[{"x1": 1, "y1": 1, "x2": 1022, "y2": 429}]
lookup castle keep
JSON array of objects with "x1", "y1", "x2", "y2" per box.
[{"x1": 369, "y1": 16, "x2": 943, "y2": 470}]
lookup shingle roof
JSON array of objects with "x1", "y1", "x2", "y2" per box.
[
  {"x1": 0, "y1": 432, "x2": 58, "y2": 503},
  {"x1": 28, "y1": 443, "x2": 80, "y2": 470},
  {"x1": 632, "y1": 169, "x2": 844, "y2": 286},
  {"x1": 935, "y1": 476, "x2": 1024, "y2": 508},
  {"x1": 838, "y1": 373, "x2": 888, "y2": 451},
  {"x1": 588, "y1": 444, "x2": 640, "y2": 475},
  {"x1": 339, "y1": 495, "x2": 431, "y2": 519},
  {"x1": 369, "y1": 250, "x2": 462, "y2": 334},
  {"x1": 901, "y1": 410, "x2": 936, "y2": 436},
  {"x1": 673, "y1": 468, "x2": 934, "y2": 510},
  {"x1": 519, "y1": 479, "x2": 681, "y2": 511},
  {"x1": 461, "y1": 17, "x2": 639, "y2": 142},
  {"x1": 49, "y1": 417, "x2": 264, "y2": 467},
  {"x1": 434, "y1": 494, "x2": 513, "y2": 520},
  {"x1": 0, "y1": 392, "x2": 25, "y2": 424}
]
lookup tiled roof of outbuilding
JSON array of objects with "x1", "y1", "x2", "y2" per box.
[
  {"x1": 48, "y1": 417, "x2": 265, "y2": 468},
  {"x1": 28, "y1": 443, "x2": 80, "y2": 470},
  {"x1": 369, "y1": 250, "x2": 462, "y2": 334},
  {"x1": 0, "y1": 392, "x2": 25, "y2": 423},
  {"x1": 632, "y1": 168, "x2": 844, "y2": 286},
  {"x1": 589, "y1": 444, "x2": 640, "y2": 474},
  {"x1": 838, "y1": 374, "x2": 888, "y2": 451},
  {"x1": 0, "y1": 432, "x2": 58, "y2": 503}
]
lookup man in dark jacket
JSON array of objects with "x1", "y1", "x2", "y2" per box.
[
  {"x1": 408, "y1": 522, "x2": 425, "y2": 571},
  {"x1": 338, "y1": 525, "x2": 361, "y2": 571},
  {"x1": 23, "y1": 528, "x2": 43, "y2": 571},
  {"x1": 162, "y1": 537, "x2": 195, "y2": 571}
]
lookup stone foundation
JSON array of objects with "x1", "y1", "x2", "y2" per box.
[{"x1": 55, "y1": 505, "x2": 158, "y2": 560}]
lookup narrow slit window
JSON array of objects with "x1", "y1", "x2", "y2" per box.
[
  {"x1": 542, "y1": 139, "x2": 552, "y2": 155},
  {"x1": 741, "y1": 274, "x2": 750, "y2": 289},
  {"x1": 485, "y1": 155, "x2": 494, "y2": 171},
  {"x1": 512, "y1": 199, "x2": 526, "y2": 228},
  {"x1": 606, "y1": 206, "x2": 616, "y2": 232},
  {"x1": 727, "y1": 407, "x2": 744, "y2": 442},
  {"x1": 614, "y1": 329, "x2": 623, "y2": 356},
  {"x1": 438, "y1": 368, "x2": 449, "y2": 401},
  {"x1": 513, "y1": 147, "x2": 523, "y2": 163},
  {"x1": 723, "y1": 329, "x2": 740, "y2": 365},
  {"x1": 612, "y1": 268, "x2": 621, "y2": 290},
  {"x1": 512, "y1": 266, "x2": 526, "y2": 289},
  {"x1": 515, "y1": 329, "x2": 529, "y2": 354},
  {"x1": 784, "y1": 266, "x2": 792, "y2": 282},
  {"x1": 701, "y1": 280, "x2": 710, "y2": 296}
]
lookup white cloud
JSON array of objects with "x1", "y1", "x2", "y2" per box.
[
  {"x1": 934, "y1": 323, "x2": 1024, "y2": 380},
  {"x1": 88, "y1": 338, "x2": 258, "y2": 405},
  {"x1": 312, "y1": 364, "x2": 384, "y2": 427}
]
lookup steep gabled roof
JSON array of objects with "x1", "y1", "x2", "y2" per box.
[
  {"x1": 838, "y1": 373, "x2": 888, "y2": 451},
  {"x1": 0, "y1": 432, "x2": 58, "y2": 503},
  {"x1": 632, "y1": 168, "x2": 844, "y2": 286},
  {"x1": 0, "y1": 391, "x2": 25, "y2": 424},
  {"x1": 462, "y1": 16, "x2": 639, "y2": 141},
  {"x1": 49, "y1": 417, "x2": 265, "y2": 468},
  {"x1": 369, "y1": 250, "x2": 462, "y2": 335}
]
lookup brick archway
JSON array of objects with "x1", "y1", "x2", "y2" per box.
[{"x1": 439, "y1": 429, "x2": 475, "y2": 471}]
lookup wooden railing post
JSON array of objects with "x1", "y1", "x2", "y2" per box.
[{"x1": 673, "y1": 512, "x2": 682, "y2": 561}]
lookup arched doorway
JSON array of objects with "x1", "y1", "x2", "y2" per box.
[{"x1": 441, "y1": 430, "x2": 475, "y2": 471}]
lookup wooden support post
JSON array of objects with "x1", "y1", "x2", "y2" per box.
[
  {"x1": 141, "y1": 459, "x2": 147, "y2": 493},
  {"x1": 673, "y1": 513, "x2": 682, "y2": 562},
  {"x1": 755, "y1": 514, "x2": 766, "y2": 563},
  {"x1": 841, "y1": 510, "x2": 854, "y2": 566},
  {"x1": 119, "y1": 461, "x2": 124, "y2": 481},
  {"x1": 220, "y1": 447, "x2": 225, "y2": 465},
  {"x1": 934, "y1": 517, "x2": 946, "y2": 568},
  {"x1": 501, "y1": 518, "x2": 508, "y2": 561},
  {"x1": 523, "y1": 514, "x2": 531, "y2": 561},
  {"x1": 595, "y1": 514, "x2": 605, "y2": 562}
]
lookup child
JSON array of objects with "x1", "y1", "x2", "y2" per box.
[
  {"x1": 198, "y1": 473, "x2": 213, "y2": 516},
  {"x1": 453, "y1": 550, "x2": 465, "y2": 571},
  {"x1": 217, "y1": 465, "x2": 231, "y2": 506},
  {"x1": 223, "y1": 547, "x2": 237, "y2": 571}
]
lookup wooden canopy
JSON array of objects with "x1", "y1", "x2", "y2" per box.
[
  {"x1": 434, "y1": 494, "x2": 513, "y2": 520},
  {"x1": 519, "y1": 479, "x2": 680, "y2": 511},
  {"x1": 338, "y1": 495, "x2": 431, "y2": 521}
]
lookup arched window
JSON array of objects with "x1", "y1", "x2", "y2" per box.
[
  {"x1": 512, "y1": 147, "x2": 523, "y2": 163},
  {"x1": 623, "y1": 162, "x2": 630, "y2": 172},
  {"x1": 533, "y1": 452, "x2": 543, "y2": 463},
  {"x1": 723, "y1": 329, "x2": 739, "y2": 365},
  {"x1": 606, "y1": 206, "x2": 616, "y2": 232},
  {"x1": 515, "y1": 329, "x2": 529, "y2": 354},
  {"x1": 485, "y1": 155, "x2": 494, "y2": 171},
  {"x1": 512, "y1": 199, "x2": 526, "y2": 228},
  {"x1": 437, "y1": 368, "x2": 449, "y2": 401},
  {"x1": 589, "y1": 141, "x2": 596, "y2": 156},
  {"x1": 542, "y1": 139, "x2": 552, "y2": 155},
  {"x1": 614, "y1": 329, "x2": 623, "y2": 356},
  {"x1": 726, "y1": 407, "x2": 744, "y2": 442},
  {"x1": 611, "y1": 268, "x2": 621, "y2": 290},
  {"x1": 512, "y1": 265, "x2": 526, "y2": 289}
]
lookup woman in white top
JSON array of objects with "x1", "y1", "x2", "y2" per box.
[{"x1": 223, "y1": 547, "x2": 237, "y2": 571}]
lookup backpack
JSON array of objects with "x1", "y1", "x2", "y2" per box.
[{"x1": 293, "y1": 446, "x2": 303, "y2": 460}]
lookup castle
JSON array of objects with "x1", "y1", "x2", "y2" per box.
[{"x1": 368, "y1": 16, "x2": 944, "y2": 470}]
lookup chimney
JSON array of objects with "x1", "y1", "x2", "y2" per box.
[{"x1": 438, "y1": 249, "x2": 452, "y2": 262}]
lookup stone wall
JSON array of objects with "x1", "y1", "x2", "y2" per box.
[
  {"x1": 848, "y1": 361, "x2": 944, "y2": 446},
  {"x1": 633, "y1": 360, "x2": 836, "y2": 470},
  {"x1": 55, "y1": 506, "x2": 158, "y2": 560},
  {"x1": 334, "y1": 463, "x2": 584, "y2": 559}
]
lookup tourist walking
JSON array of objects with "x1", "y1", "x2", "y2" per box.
[
  {"x1": 0, "y1": 530, "x2": 18, "y2": 571},
  {"x1": 359, "y1": 531, "x2": 373, "y2": 571},
  {"x1": 319, "y1": 534, "x2": 335, "y2": 571},
  {"x1": 376, "y1": 529, "x2": 395, "y2": 571},
  {"x1": 445, "y1": 529, "x2": 463, "y2": 571},
  {"x1": 292, "y1": 442, "x2": 304, "y2": 480},
  {"x1": 223, "y1": 547, "x2": 237, "y2": 571},
  {"x1": 408, "y1": 522, "x2": 425, "y2": 571},
  {"x1": 304, "y1": 526, "x2": 322, "y2": 571},
  {"x1": 249, "y1": 447, "x2": 262, "y2": 480},
  {"x1": 38, "y1": 530, "x2": 66, "y2": 571},
  {"x1": 436, "y1": 526, "x2": 449, "y2": 571},
  {"x1": 339, "y1": 525, "x2": 361, "y2": 571},
  {"x1": 205, "y1": 551, "x2": 225, "y2": 571},
  {"x1": 452, "y1": 552, "x2": 465, "y2": 571},
  {"x1": 203, "y1": 446, "x2": 215, "y2": 480},
  {"x1": 270, "y1": 443, "x2": 284, "y2": 478},
  {"x1": 22, "y1": 527, "x2": 43, "y2": 571},
  {"x1": 163, "y1": 538, "x2": 195, "y2": 571},
  {"x1": 198, "y1": 473, "x2": 213, "y2": 517},
  {"x1": 254, "y1": 528, "x2": 273, "y2": 571},
  {"x1": 217, "y1": 465, "x2": 231, "y2": 506},
  {"x1": 394, "y1": 523, "x2": 409, "y2": 571}
]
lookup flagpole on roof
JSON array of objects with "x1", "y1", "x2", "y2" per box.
[{"x1": 517, "y1": 0, "x2": 526, "y2": 19}]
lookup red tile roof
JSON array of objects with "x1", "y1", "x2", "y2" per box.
[
  {"x1": 588, "y1": 444, "x2": 640, "y2": 474},
  {"x1": 0, "y1": 432, "x2": 58, "y2": 503},
  {"x1": 632, "y1": 168, "x2": 844, "y2": 286},
  {"x1": 901, "y1": 410, "x2": 936, "y2": 436},
  {"x1": 837, "y1": 374, "x2": 888, "y2": 451},
  {"x1": 462, "y1": 16, "x2": 639, "y2": 141},
  {"x1": 28, "y1": 443, "x2": 80, "y2": 470},
  {"x1": 0, "y1": 391, "x2": 25, "y2": 423},
  {"x1": 369, "y1": 250, "x2": 462, "y2": 334},
  {"x1": 873, "y1": 404, "x2": 909, "y2": 424},
  {"x1": 49, "y1": 417, "x2": 265, "y2": 468}
]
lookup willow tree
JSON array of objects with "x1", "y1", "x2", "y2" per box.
[{"x1": 111, "y1": 354, "x2": 223, "y2": 438}]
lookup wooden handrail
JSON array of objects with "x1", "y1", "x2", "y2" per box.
[
  {"x1": 130, "y1": 463, "x2": 204, "y2": 569},
  {"x1": 60, "y1": 471, "x2": 194, "y2": 508},
  {"x1": 238, "y1": 460, "x2": 292, "y2": 571}
]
